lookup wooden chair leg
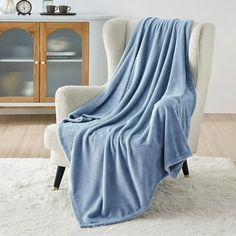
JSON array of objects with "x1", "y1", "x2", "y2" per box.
[
  {"x1": 53, "y1": 166, "x2": 66, "y2": 190},
  {"x1": 182, "y1": 160, "x2": 190, "y2": 177}
]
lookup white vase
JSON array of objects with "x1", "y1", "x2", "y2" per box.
[{"x1": 0, "y1": 0, "x2": 16, "y2": 14}]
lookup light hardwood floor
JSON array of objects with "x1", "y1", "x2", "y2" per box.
[
  {"x1": 197, "y1": 114, "x2": 236, "y2": 163},
  {"x1": 0, "y1": 114, "x2": 235, "y2": 163},
  {"x1": 0, "y1": 114, "x2": 55, "y2": 158}
]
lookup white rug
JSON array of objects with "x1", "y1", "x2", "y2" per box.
[{"x1": 0, "y1": 156, "x2": 236, "y2": 236}]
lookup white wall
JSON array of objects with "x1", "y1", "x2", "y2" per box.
[{"x1": 32, "y1": 0, "x2": 236, "y2": 113}]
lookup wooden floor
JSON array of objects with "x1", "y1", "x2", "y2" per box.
[
  {"x1": 0, "y1": 115, "x2": 55, "y2": 158},
  {"x1": 197, "y1": 114, "x2": 236, "y2": 160},
  {"x1": 0, "y1": 114, "x2": 236, "y2": 163}
]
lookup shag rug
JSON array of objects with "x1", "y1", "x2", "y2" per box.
[{"x1": 0, "y1": 156, "x2": 236, "y2": 236}]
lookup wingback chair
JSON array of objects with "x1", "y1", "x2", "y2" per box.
[{"x1": 44, "y1": 19, "x2": 215, "y2": 189}]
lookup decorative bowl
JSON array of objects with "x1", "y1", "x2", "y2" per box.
[{"x1": 47, "y1": 38, "x2": 70, "y2": 52}]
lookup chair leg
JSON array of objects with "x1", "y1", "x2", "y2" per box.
[
  {"x1": 53, "y1": 166, "x2": 66, "y2": 190},
  {"x1": 182, "y1": 160, "x2": 190, "y2": 177}
]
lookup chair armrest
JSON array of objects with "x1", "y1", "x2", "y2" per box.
[{"x1": 55, "y1": 85, "x2": 105, "y2": 123}]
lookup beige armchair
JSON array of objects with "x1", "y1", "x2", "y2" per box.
[{"x1": 44, "y1": 19, "x2": 215, "y2": 189}]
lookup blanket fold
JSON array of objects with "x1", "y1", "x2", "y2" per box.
[{"x1": 58, "y1": 17, "x2": 196, "y2": 227}]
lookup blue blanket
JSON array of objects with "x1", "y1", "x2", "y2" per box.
[{"x1": 58, "y1": 17, "x2": 196, "y2": 227}]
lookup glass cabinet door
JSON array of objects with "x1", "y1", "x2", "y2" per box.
[
  {"x1": 40, "y1": 23, "x2": 89, "y2": 102},
  {"x1": 0, "y1": 23, "x2": 39, "y2": 102}
]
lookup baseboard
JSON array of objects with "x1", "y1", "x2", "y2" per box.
[{"x1": 0, "y1": 108, "x2": 55, "y2": 115}]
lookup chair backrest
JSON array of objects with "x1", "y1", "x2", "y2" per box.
[{"x1": 103, "y1": 18, "x2": 215, "y2": 153}]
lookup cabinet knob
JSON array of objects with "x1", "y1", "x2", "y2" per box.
[
  {"x1": 34, "y1": 61, "x2": 39, "y2": 65},
  {"x1": 41, "y1": 61, "x2": 46, "y2": 65}
]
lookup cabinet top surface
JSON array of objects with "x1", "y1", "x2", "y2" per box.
[{"x1": 0, "y1": 13, "x2": 113, "y2": 22}]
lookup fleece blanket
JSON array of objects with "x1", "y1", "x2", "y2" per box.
[{"x1": 58, "y1": 17, "x2": 196, "y2": 227}]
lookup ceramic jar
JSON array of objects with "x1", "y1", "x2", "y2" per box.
[{"x1": 0, "y1": 0, "x2": 16, "y2": 14}]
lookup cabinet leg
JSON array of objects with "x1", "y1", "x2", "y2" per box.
[
  {"x1": 182, "y1": 160, "x2": 190, "y2": 177},
  {"x1": 53, "y1": 166, "x2": 66, "y2": 190}
]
